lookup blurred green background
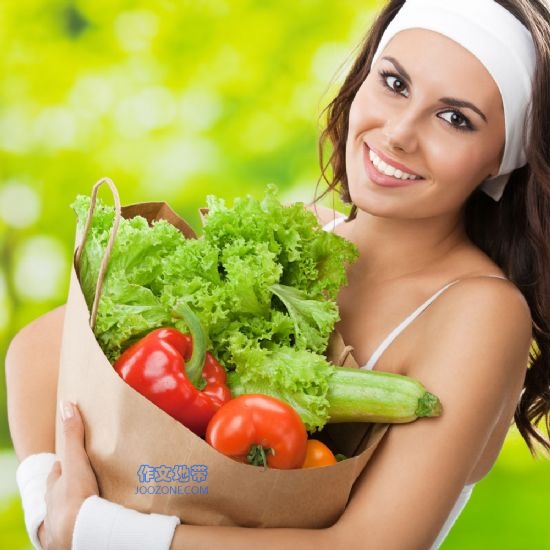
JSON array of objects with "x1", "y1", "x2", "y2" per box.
[{"x1": 0, "y1": 1, "x2": 548, "y2": 548}]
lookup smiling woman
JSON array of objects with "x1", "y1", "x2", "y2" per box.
[
  {"x1": 5, "y1": 1, "x2": 550, "y2": 550},
  {"x1": 345, "y1": 27, "x2": 506, "y2": 217}
]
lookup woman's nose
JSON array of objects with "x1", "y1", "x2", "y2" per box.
[{"x1": 382, "y1": 110, "x2": 419, "y2": 154}]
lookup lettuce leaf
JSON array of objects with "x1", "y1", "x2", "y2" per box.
[
  {"x1": 227, "y1": 345, "x2": 334, "y2": 431},
  {"x1": 269, "y1": 283, "x2": 338, "y2": 354}
]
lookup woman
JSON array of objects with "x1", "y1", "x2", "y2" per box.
[{"x1": 7, "y1": 0, "x2": 550, "y2": 548}]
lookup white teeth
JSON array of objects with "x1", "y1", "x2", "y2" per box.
[{"x1": 368, "y1": 149, "x2": 419, "y2": 180}]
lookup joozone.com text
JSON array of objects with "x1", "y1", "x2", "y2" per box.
[
  {"x1": 135, "y1": 485, "x2": 208, "y2": 495},
  {"x1": 135, "y1": 464, "x2": 209, "y2": 495}
]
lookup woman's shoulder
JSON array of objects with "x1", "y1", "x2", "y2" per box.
[
  {"x1": 18, "y1": 304, "x2": 66, "y2": 336},
  {"x1": 6, "y1": 305, "x2": 66, "y2": 365},
  {"x1": 411, "y1": 274, "x2": 531, "y2": 397},
  {"x1": 427, "y1": 240, "x2": 530, "y2": 335},
  {"x1": 423, "y1": 274, "x2": 530, "y2": 348},
  {"x1": 433, "y1": 275, "x2": 530, "y2": 332}
]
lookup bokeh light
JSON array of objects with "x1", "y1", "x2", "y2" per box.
[
  {"x1": 13, "y1": 236, "x2": 68, "y2": 302},
  {"x1": 0, "y1": 183, "x2": 41, "y2": 228}
]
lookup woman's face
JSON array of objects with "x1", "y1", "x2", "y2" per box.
[{"x1": 345, "y1": 29, "x2": 506, "y2": 219}]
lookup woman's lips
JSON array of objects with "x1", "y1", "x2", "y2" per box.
[{"x1": 363, "y1": 144, "x2": 425, "y2": 188}]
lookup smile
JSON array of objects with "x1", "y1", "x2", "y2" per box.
[{"x1": 368, "y1": 149, "x2": 422, "y2": 181}]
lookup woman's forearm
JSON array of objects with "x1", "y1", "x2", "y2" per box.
[
  {"x1": 5, "y1": 305, "x2": 65, "y2": 460},
  {"x1": 170, "y1": 523, "x2": 341, "y2": 550}
]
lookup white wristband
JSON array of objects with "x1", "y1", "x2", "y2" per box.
[
  {"x1": 72, "y1": 495, "x2": 181, "y2": 550},
  {"x1": 15, "y1": 452, "x2": 57, "y2": 550}
]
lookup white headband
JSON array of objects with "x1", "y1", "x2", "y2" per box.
[{"x1": 371, "y1": 0, "x2": 536, "y2": 201}]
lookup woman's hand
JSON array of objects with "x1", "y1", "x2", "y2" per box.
[{"x1": 42, "y1": 402, "x2": 99, "y2": 550}]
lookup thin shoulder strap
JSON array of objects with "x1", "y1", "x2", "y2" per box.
[
  {"x1": 322, "y1": 216, "x2": 346, "y2": 232},
  {"x1": 362, "y1": 280, "x2": 460, "y2": 370},
  {"x1": 362, "y1": 275, "x2": 507, "y2": 370}
]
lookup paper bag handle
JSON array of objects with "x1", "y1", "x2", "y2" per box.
[{"x1": 74, "y1": 177, "x2": 121, "y2": 329}]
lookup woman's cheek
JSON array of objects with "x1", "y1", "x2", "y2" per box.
[
  {"x1": 347, "y1": 78, "x2": 380, "y2": 133},
  {"x1": 348, "y1": 96, "x2": 367, "y2": 137},
  {"x1": 428, "y1": 141, "x2": 490, "y2": 199}
]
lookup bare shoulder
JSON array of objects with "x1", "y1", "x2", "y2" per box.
[
  {"x1": 16, "y1": 304, "x2": 66, "y2": 339},
  {"x1": 443, "y1": 275, "x2": 530, "y2": 319},
  {"x1": 412, "y1": 276, "x2": 531, "y2": 403},
  {"x1": 6, "y1": 305, "x2": 66, "y2": 365},
  {"x1": 423, "y1": 276, "x2": 532, "y2": 367}
]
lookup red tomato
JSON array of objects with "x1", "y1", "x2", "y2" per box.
[
  {"x1": 206, "y1": 394, "x2": 308, "y2": 469},
  {"x1": 302, "y1": 439, "x2": 337, "y2": 468}
]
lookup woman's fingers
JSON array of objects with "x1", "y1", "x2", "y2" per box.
[
  {"x1": 57, "y1": 401, "x2": 99, "y2": 495},
  {"x1": 58, "y1": 401, "x2": 91, "y2": 474}
]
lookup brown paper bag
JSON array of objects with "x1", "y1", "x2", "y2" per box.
[{"x1": 56, "y1": 178, "x2": 388, "y2": 528}]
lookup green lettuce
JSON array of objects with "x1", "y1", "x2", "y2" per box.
[
  {"x1": 72, "y1": 187, "x2": 358, "y2": 430},
  {"x1": 269, "y1": 283, "x2": 337, "y2": 354},
  {"x1": 227, "y1": 346, "x2": 334, "y2": 431}
]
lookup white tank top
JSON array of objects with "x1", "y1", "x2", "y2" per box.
[{"x1": 322, "y1": 215, "x2": 491, "y2": 547}]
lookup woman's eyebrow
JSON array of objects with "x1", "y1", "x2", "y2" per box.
[
  {"x1": 381, "y1": 56, "x2": 412, "y2": 84},
  {"x1": 381, "y1": 55, "x2": 488, "y2": 123},
  {"x1": 439, "y1": 97, "x2": 488, "y2": 123}
]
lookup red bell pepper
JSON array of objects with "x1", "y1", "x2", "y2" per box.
[{"x1": 113, "y1": 304, "x2": 231, "y2": 437}]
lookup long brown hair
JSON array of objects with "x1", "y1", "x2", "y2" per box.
[{"x1": 318, "y1": 0, "x2": 550, "y2": 455}]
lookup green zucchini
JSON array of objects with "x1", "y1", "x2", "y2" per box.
[{"x1": 327, "y1": 366, "x2": 442, "y2": 423}]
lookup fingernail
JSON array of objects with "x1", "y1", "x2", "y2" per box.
[{"x1": 60, "y1": 401, "x2": 74, "y2": 421}]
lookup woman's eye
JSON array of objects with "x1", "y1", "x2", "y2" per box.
[
  {"x1": 438, "y1": 110, "x2": 473, "y2": 130},
  {"x1": 380, "y1": 71, "x2": 409, "y2": 97}
]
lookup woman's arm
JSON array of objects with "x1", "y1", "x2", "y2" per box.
[
  {"x1": 6, "y1": 306, "x2": 67, "y2": 547},
  {"x1": 6, "y1": 305, "x2": 65, "y2": 460}
]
